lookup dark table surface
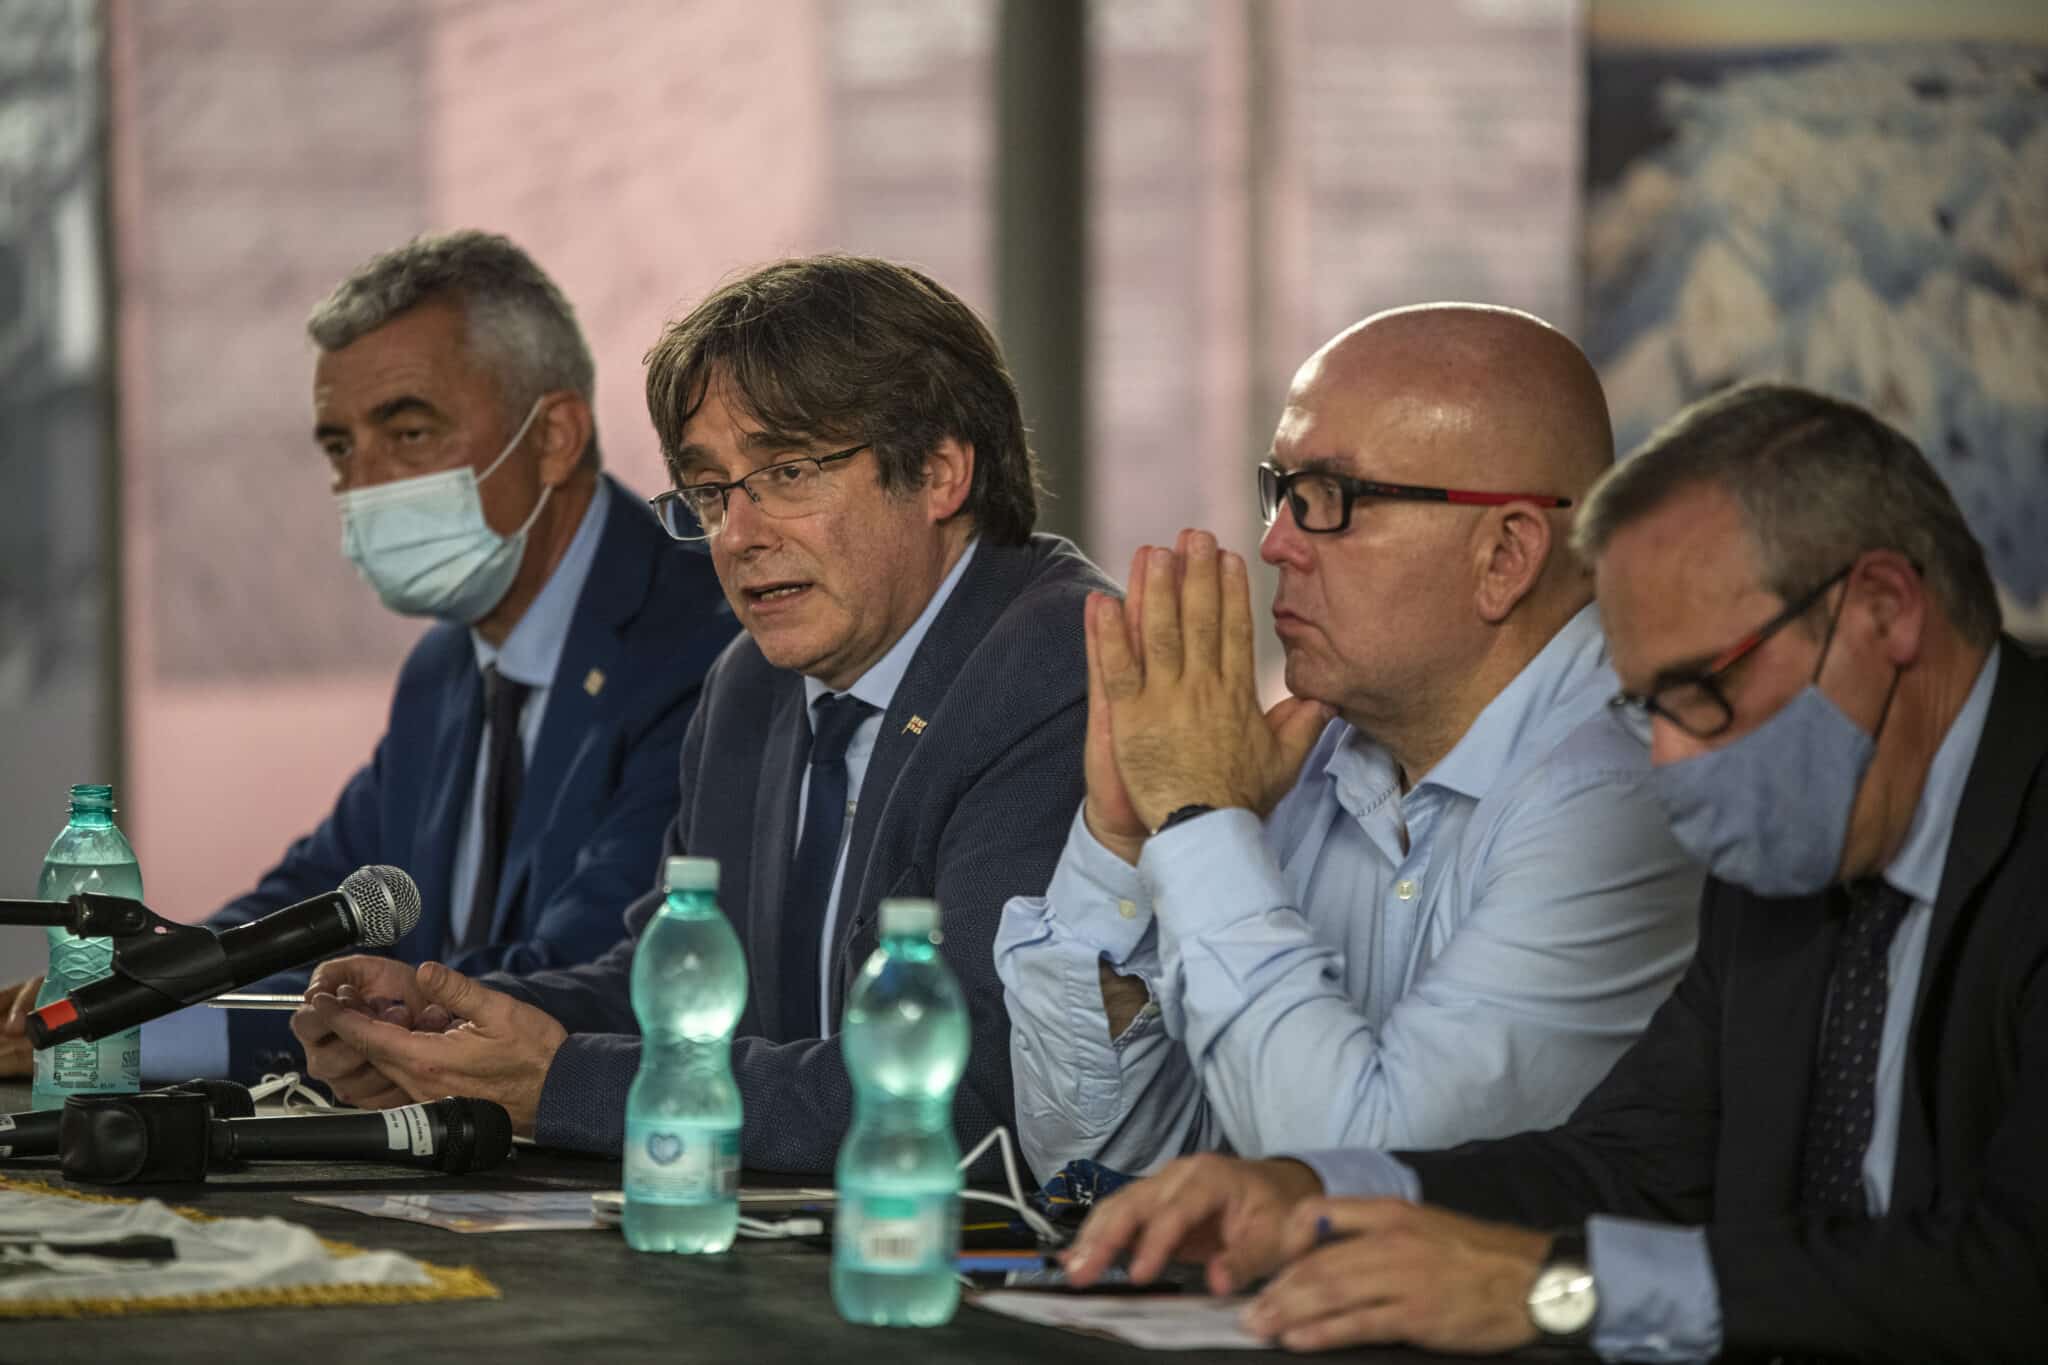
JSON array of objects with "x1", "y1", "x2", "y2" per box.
[{"x1": 0, "y1": 1082, "x2": 1488, "y2": 1364}]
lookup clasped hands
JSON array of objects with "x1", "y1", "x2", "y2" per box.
[
  {"x1": 1083, "y1": 530, "x2": 1333, "y2": 865},
  {"x1": 289, "y1": 956, "x2": 566, "y2": 1136}
]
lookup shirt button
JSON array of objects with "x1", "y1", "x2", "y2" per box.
[
  {"x1": 1117, "y1": 899, "x2": 1138, "y2": 919},
  {"x1": 1395, "y1": 879, "x2": 1417, "y2": 901}
]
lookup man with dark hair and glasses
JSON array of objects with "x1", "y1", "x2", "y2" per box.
[
  {"x1": 290, "y1": 254, "x2": 1114, "y2": 1173},
  {"x1": 1057, "y1": 382, "x2": 2048, "y2": 1362},
  {"x1": 996, "y1": 303, "x2": 1701, "y2": 1181}
]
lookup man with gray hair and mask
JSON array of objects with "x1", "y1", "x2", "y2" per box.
[
  {"x1": 1062, "y1": 382, "x2": 2048, "y2": 1362},
  {"x1": 1, "y1": 229, "x2": 736, "y2": 1084}
]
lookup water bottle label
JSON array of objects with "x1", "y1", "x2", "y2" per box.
[
  {"x1": 839, "y1": 1193, "x2": 956, "y2": 1272},
  {"x1": 623, "y1": 1122, "x2": 739, "y2": 1205}
]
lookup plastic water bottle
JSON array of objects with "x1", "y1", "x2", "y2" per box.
[
  {"x1": 30, "y1": 783, "x2": 144, "y2": 1111},
  {"x1": 622, "y1": 856, "x2": 746, "y2": 1253},
  {"x1": 833, "y1": 898, "x2": 969, "y2": 1327}
]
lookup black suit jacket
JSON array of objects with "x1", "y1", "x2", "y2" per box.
[
  {"x1": 1400, "y1": 640, "x2": 2048, "y2": 1362},
  {"x1": 491, "y1": 534, "x2": 1114, "y2": 1171}
]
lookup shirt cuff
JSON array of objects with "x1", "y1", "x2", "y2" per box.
[
  {"x1": 1041, "y1": 806, "x2": 1156, "y2": 964},
  {"x1": 1138, "y1": 807, "x2": 1291, "y2": 942},
  {"x1": 140, "y1": 1007, "x2": 230, "y2": 1083},
  {"x1": 1285, "y1": 1148, "x2": 1422, "y2": 1202},
  {"x1": 1587, "y1": 1216, "x2": 1723, "y2": 1363}
]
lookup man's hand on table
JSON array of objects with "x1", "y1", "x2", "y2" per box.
[
  {"x1": 296, "y1": 959, "x2": 564, "y2": 1136},
  {"x1": 1, "y1": 975, "x2": 44, "y2": 1079}
]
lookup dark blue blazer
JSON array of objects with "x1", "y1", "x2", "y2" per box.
[
  {"x1": 213, "y1": 476, "x2": 736, "y2": 1078},
  {"x1": 491, "y1": 534, "x2": 1114, "y2": 1171}
]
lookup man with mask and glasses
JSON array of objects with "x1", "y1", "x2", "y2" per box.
[
  {"x1": 1060, "y1": 383, "x2": 2048, "y2": 1362},
  {"x1": 1, "y1": 230, "x2": 736, "y2": 1084},
  {"x1": 285, "y1": 255, "x2": 1113, "y2": 1170},
  {"x1": 996, "y1": 303, "x2": 1701, "y2": 1180}
]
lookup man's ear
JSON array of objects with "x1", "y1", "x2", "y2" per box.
[
  {"x1": 534, "y1": 392, "x2": 594, "y2": 486},
  {"x1": 1472, "y1": 503, "x2": 1554, "y2": 624},
  {"x1": 923, "y1": 437, "x2": 975, "y2": 523},
  {"x1": 1855, "y1": 550, "x2": 1928, "y2": 669}
]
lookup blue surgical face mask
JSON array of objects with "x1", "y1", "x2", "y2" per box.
[
  {"x1": 338, "y1": 399, "x2": 551, "y2": 623},
  {"x1": 1647, "y1": 684, "x2": 1877, "y2": 897}
]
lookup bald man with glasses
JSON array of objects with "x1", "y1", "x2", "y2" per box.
[{"x1": 996, "y1": 303, "x2": 1703, "y2": 1181}]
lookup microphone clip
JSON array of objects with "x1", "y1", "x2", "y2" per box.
[{"x1": 25, "y1": 914, "x2": 232, "y2": 1050}]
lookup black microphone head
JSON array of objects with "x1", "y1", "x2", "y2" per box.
[
  {"x1": 340, "y1": 865, "x2": 421, "y2": 947},
  {"x1": 432, "y1": 1096, "x2": 513, "y2": 1173}
]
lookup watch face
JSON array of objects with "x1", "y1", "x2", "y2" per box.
[{"x1": 1528, "y1": 1262, "x2": 1598, "y2": 1336}]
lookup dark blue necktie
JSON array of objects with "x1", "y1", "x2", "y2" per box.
[
  {"x1": 781, "y1": 693, "x2": 875, "y2": 1039},
  {"x1": 1797, "y1": 877, "x2": 1914, "y2": 1215},
  {"x1": 460, "y1": 664, "x2": 530, "y2": 952}
]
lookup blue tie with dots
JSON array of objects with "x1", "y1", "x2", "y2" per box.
[
  {"x1": 780, "y1": 692, "x2": 876, "y2": 1040},
  {"x1": 1797, "y1": 877, "x2": 1914, "y2": 1215}
]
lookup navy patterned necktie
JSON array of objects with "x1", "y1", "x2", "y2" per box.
[
  {"x1": 780, "y1": 692, "x2": 876, "y2": 1040},
  {"x1": 1797, "y1": 877, "x2": 1915, "y2": 1215},
  {"x1": 462, "y1": 664, "x2": 531, "y2": 951}
]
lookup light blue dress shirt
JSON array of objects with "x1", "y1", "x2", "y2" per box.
[
  {"x1": 1299, "y1": 650, "x2": 2001, "y2": 1365},
  {"x1": 140, "y1": 482, "x2": 612, "y2": 1080},
  {"x1": 799, "y1": 538, "x2": 977, "y2": 1036},
  {"x1": 995, "y1": 605, "x2": 1703, "y2": 1181}
]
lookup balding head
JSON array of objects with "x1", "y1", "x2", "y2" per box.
[
  {"x1": 1288, "y1": 303, "x2": 1614, "y2": 504},
  {"x1": 1262, "y1": 303, "x2": 1614, "y2": 779}
]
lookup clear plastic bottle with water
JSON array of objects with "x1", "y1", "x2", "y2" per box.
[
  {"x1": 832, "y1": 898, "x2": 969, "y2": 1327},
  {"x1": 30, "y1": 783, "x2": 144, "y2": 1111},
  {"x1": 622, "y1": 856, "x2": 747, "y2": 1254}
]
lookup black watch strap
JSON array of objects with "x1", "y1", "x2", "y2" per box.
[{"x1": 1152, "y1": 803, "x2": 1215, "y2": 835}]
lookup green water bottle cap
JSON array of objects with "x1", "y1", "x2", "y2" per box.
[
  {"x1": 68, "y1": 783, "x2": 114, "y2": 809},
  {"x1": 879, "y1": 898, "x2": 940, "y2": 939},
  {"x1": 664, "y1": 856, "x2": 719, "y2": 894}
]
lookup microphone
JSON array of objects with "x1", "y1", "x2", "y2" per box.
[
  {"x1": 25, "y1": 865, "x2": 422, "y2": 1048},
  {"x1": 0, "y1": 1079, "x2": 253, "y2": 1160},
  {"x1": 208, "y1": 1097, "x2": 513, "y2": 1174}
]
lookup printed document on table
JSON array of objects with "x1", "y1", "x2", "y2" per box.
[
  {"x1": 296, "y1": 1191, "x2": 599, "y2": 1233},
  {"x1": 971, "y1": 1291, "x2": 1266, "y2": 1350}
]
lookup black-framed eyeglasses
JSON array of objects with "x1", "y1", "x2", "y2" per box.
[
  {"x1": 649, "y1": 443, "x2": 871, "y2": 541},
  {"x1": 1257, "y1": 461, "x2": 1573, "y2": 534},
  {"x1": 1609, "y1": 563, "x2": 1854, "y2": 739}
]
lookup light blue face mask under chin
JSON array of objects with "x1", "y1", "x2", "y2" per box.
[
  {"x1": 1648, "y1": 684, "x2": 1880, "y2": 898},
  {"x1": 338, "y1": 401, "x2": 551, "y2": 624}
]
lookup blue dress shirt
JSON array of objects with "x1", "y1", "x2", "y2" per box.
[
  {"x1": 141, "y1": 482, "x2": 612, "y2": 1078},
  {"x1": 1298, "y1": 650, "x2": 2001, "y2": 1364},
  {"x1": 799, "y1": 539, "x2": 977, "y2": 1036},
  {"x1": 995, "y1": 605, "x2": 1703, "y2": 1180}
]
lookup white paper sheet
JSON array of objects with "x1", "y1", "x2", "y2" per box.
[{"x1": 971, "y1": 1290, "x2": 1267, "y2": 1350}]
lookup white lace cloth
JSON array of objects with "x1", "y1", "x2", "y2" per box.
[{"x1": 0, "y1": 1186, "x2": 431, "y2": 1305}]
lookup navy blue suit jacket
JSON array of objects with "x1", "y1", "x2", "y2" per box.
[
  {"x1": 217, "y1": 476, "x2": 736, "y2": 1078},
  {"x1": 490, "y1": 534, "x2": 1113, "y2": 1172}
]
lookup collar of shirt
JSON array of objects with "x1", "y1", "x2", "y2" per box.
[
  {"x1": 1319, "y1": 602, "x2": 1613, "y2": 820},
  {"x1": 468, "y1": 477, "x2": 612, "y2": 687},
  {"x1": 1880, "y1": 647, "x2": 1999, "y2": 905},
  {"x1": 802, "y1": 537, "x2": 979, "y2": 716}
]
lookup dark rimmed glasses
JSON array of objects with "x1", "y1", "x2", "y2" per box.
[
  {"x1": 1257, "y1": 461, "x2": 1574, "y2": 535},
  {"x1": 649, "y1": 444, "x2": 871, "y2": 541},
  {"x1": 1609, "y1": 563, "x2": 1854, "y2": 739}
]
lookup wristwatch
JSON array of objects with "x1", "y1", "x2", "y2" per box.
[
  {"x1": 1151, "y1": 803, "x2": 1215, "y2": 835},
  {"x1": 1526, "y1": 1228, "x2": 1597, "y2": 1344}
]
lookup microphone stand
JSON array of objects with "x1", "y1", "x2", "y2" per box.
[
  {"x1": 21, "y1": 904, "x2": 238, "y2": 1049},
  {"x1": 0, "y1": 894, "x2": 157, "y2": 937}
]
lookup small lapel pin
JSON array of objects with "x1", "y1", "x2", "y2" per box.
[
  {"x1": 583, "y1": 668, "x2": 606, "y2": 697},
  {"x1": 903, "y1": 715, "x2": 927, "y2": 736}
]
